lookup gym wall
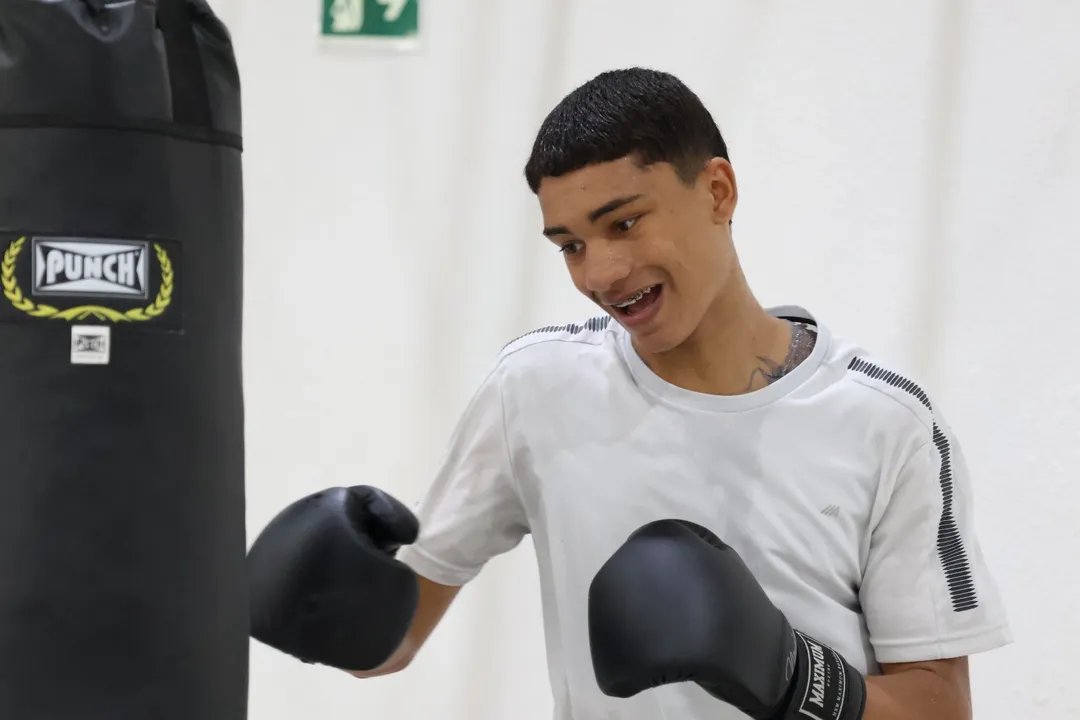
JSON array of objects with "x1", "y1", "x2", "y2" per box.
[{"x1": 220, "y1": 2, "x2": 1079, "y2": 719}]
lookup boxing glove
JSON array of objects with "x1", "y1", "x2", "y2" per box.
[
  {"x1": 588, "y1": 519, "x2": 866, "y2": 720},
  {"x1": 247, "y1": 485, "x2": 420, "y2": 671}
]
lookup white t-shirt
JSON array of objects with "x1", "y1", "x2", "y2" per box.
[{"x1": 396, "y1": 306, "x2": 1012, "y2": 720}]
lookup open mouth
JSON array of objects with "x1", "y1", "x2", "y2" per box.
[{"x1": 612, "y1": 284, "x2": 662, "y2": 317}]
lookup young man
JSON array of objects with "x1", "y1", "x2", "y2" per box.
[{"x1": 247, "y1": 69, "x2": 1011, "y2": 720}]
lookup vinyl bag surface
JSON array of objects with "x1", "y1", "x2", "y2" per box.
[{"x1": 0, "y1": 1, "x2": 246, "y2": 717}]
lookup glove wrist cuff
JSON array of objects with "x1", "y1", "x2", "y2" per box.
[{"x1": 779, "y1": 630, "x2": 866, "y2": 720}]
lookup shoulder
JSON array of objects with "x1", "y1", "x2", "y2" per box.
[
  {"x1": 495, "y1": 314, "x2": 619, "y2": 371},
  {"x1": 485, "y1": 313, "x2": 624, "y2": 402},
  {"x1": 820, "y1": 333, "x2": 943, "y2": 446},
  {"x1": 499, "y1": 314, "x2": 616, "y2": 356}
]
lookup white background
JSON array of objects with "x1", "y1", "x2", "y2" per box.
[{"x1": 215, "y1": 1, "x2": 1080, "y2": 718}]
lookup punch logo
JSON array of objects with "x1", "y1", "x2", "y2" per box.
[
  {"x1": 70, "y1": 326, "x2": 111, "y2": 365},
  {"x1": 33, "y1": 238, "x2": 148, "y2": 299},
  {"x1": 74, "y1": 334, "x2": 107, "y2": 353},
  {"x1": 2, "y1": 236, "x2": 173, "y2": 323}
]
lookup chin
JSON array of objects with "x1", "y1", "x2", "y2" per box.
[{"x1": 623, "y1": 322, "x2": 688, "y2": 356}]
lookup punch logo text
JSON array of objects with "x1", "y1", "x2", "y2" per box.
[
  {"x1": 33, "y1": 239, "x2": 148, "y2": 299},
  {"x1": 75, "y1": 335, "x2": 107, "y2": 353}
]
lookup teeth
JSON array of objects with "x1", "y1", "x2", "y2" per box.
[{"x1": 615, "y1": 285, "x2": 654, "y2": 308}]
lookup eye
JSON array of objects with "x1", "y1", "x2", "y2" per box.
[
  {"x1": 613, "y1": 216, "x2": 639, "y2": 234},
  {"x1": 558, "y1": 241, "x2": 585, "y2": 256}
]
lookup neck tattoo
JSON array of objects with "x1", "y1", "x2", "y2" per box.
[{"x1": 745, "y1": 321, "x2": 818, "y2": 391}]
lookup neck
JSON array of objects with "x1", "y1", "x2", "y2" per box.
[{"x1": 635, "y1": 264, "x2": 794, "y2": 396}]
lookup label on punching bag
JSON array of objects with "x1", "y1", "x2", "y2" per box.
[
  {"x1": 0, "y1": 233, "x2": 183, "y2": 332},
  {"x1": 71, "y1": 325, "x2": 111, "y2": 365}
]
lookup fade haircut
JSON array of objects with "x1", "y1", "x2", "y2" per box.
[{"x1": 524, "y1": 67, "x2": 730, "y2": 194}]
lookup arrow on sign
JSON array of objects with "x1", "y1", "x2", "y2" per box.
[{"x1": 376, "y1": 0, "x2": 408, "y2": 22}]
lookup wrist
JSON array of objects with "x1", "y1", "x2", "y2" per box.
[{"x1": 777, "y1": 630, "x2": 866, "y2": 720}]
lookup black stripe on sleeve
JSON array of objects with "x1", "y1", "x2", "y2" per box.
[{"x1": 848, "y1": 357, "x2": 979, "y2": 612}]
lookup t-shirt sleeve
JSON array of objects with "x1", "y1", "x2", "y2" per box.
[
  {"x1": 861, "y1": 413, "x2": 1013, "y2": 665},
  {"x1": 395, "y1": 366, "x2": 529, "y2": 587}
]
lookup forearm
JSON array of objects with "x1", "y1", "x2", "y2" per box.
[
  {"x1": 349, "y1": 575, "x2": 461, "y2": 679},
  {"x1": 863, "y1": 668, "x2": 971, "y2": 720}
]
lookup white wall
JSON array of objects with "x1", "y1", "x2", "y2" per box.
[{"x1": 220, "y1": 1, "x2": 1080, "y2": 718}]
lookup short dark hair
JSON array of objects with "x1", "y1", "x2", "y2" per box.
[{"x1": 523, "y1": 68, "x2": 729, "y2": 193}]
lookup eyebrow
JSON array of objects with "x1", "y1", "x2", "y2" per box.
[{"x1": 542, "y1": 194, "x2": 645, "y2": 238}]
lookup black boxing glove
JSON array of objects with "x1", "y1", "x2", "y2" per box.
[
  {"x1": 588, "y1": 519, "x2": 866, "y2": 720},
  {"x1": 247, "y1": 485, "x2": 420, "y2": 671}
]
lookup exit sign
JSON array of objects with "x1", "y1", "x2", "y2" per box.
[{"x1": 321, "y1": 0, "x2": 419, "y2": 41}]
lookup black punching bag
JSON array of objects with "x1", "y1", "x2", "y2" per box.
[{"x1": 0, "y1": 1, "x2": 247, "y2": 718}]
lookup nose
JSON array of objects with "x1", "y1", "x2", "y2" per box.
[{"x1": 582, "y1": 242, "x2": 632, "y2": 294}]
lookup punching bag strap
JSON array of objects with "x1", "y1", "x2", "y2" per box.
[{"x1": 156, "y1": 0, "x2": 213, "y2": 128}]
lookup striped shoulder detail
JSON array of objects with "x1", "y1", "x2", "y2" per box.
[
  {"x1": 847, "y1": 357, "x2": 979, "y2": 613},
  {"x1": 847, "y1": 357, "x2": 933, "y2": 411},
  {"x1": 500, "y1": 315, "x2": 612, "y2": 354}
]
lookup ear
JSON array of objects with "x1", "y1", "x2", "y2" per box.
[{"x1": 702, "y1": 157, "x2": 737, "y2": 225}]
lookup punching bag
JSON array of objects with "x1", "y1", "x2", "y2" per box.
[{"x1": 0, "y1": 1, "x2": 247, "y2": 718}]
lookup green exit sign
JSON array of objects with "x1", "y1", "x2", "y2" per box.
[{"x1": 321, "y1": 0, "x2": 419, "y2": 40}]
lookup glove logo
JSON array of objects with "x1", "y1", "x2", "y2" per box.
[
  {"x1": 784, "y1": 634, "x2": 797, "y2": 683},
  {"x1": 2, "y1": 235, "x2": 179, "y2": 328},
  {"x1": 794, "y1": 631, "x2": 849, "y2": 720},
  {"x1": 807, "y1": 640, "x2": 827, "y2": 709}
]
